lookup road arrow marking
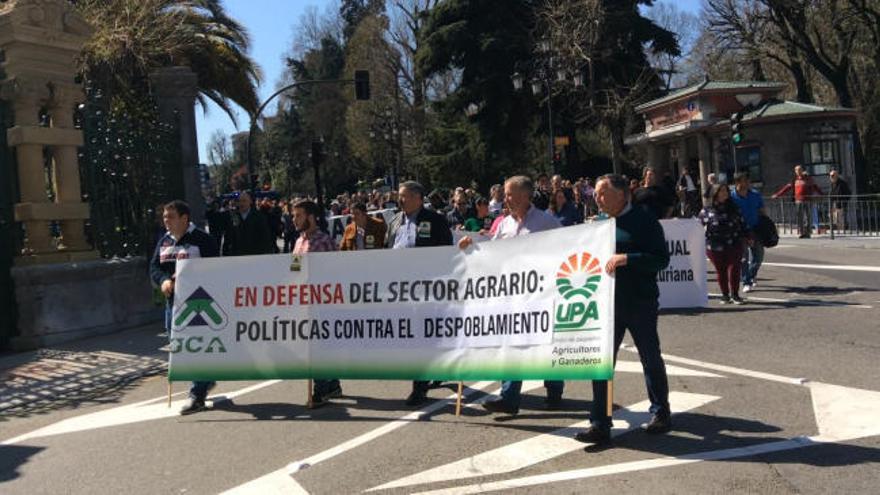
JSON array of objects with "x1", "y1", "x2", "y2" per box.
[
  {"x1": 369, "y1": 391, "x2": 719, "y2": 492},
  {"x1": 222, "y1": 381, "x2": 496, "y2": 495},
  {"x1": 1, "y1": 380, "x2": 282, "y2": 445},
  {"x1": 808, "y1": 381, "x2": 880, "y2": 442}
]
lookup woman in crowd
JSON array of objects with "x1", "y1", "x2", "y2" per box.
[
  {"x1": 548, "y1": 188, "x2": 583, "y2": 226},
  {"x1": 699, "y1": 184, "x2": 750, "y2": 304}
]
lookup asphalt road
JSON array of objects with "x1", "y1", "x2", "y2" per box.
[{"x1": 1, "y1": 240, "x2": 879, "y2": 494}]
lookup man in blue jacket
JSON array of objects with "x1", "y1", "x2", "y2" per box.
[
  {"x1": 575, "y1": 174, "x2": 672, "y2": 446},
  {"x1": 150, "y1": 200, "x2": 220, "y2": 415}
]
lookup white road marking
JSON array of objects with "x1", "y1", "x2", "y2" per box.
[
  {"x1": 708, "y1": 292, "x2": 873, "y2": 309},
  {"x1": 1, "y1": 380, "x2": 282, "y2": 445},
  {"x1": 616, "y1": 360, "x2": 723, "y2": 378},
  {"x1": 808, "y1": 381, "x2": 880, "y2": 442},
  {"x1": 223, "y1": 381, "x2": 496, "y2": 495},
  {"x1": 763, "y1": 261, "x2": 880, "y2": 272},
  {"x1": 413, "y1": 379, "x2": 880, "y2": 495},
  {"x1": 621, "y1": 346, "x2": 804, "y2": 385},
  {"x1": 369, "y1": 392, "x2": 719, "y2": 492},
  {"x1": 411, "y1": 436, "x2": 823, "y2": 495}
]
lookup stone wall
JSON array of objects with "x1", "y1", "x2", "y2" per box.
[{"x1": 10, "y1": 256, "x2": 160, "y2": 350}]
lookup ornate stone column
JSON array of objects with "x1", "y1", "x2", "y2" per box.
[
  {"x1": 149, "y1": 66, "x2": 205, "y2": 225},
  {"x1": 0, "y1": 0, "x2": 96, "y2": 264}
]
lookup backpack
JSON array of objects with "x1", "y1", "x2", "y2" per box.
[{"x1": 755, "y1": 214, "x2": 779, "y2": 248}]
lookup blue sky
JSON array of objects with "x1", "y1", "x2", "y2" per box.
[{"x1": 195, "y1": 0, "x2": 704, "y2": 164}]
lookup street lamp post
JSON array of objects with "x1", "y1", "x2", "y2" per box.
[{"x1": 511, "y1": 40, "x2": 586, "y2": 175}]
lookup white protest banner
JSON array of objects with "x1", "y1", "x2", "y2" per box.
[
  {"x1": 169, "y1": 220, "x2": 616, "y2": 382},
  {"x1": 658, "y1": 218, "x2": 708, "y2": 309}
]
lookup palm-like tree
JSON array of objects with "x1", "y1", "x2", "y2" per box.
[{"x1": 75, "y1": 0, "x2": 261, "y2": 122}]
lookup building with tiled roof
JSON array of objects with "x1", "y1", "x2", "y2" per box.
[{"x1": 625, "y1": 78, "x2": 860, "y2": 195}]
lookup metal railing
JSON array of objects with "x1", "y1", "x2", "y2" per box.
[{"x1": 765, "y1": 194, "x2": 880, "y2": 238}]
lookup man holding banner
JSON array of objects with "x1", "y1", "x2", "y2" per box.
[
  {"x1": 150, "y1": 200, "x2": 219, "y2": 415},
  {"x1": 576, "y1": 174, "x2": 672, "y2": 446},
  {"x1": 386, "y1": 181, "x2": 454, "y2": 406},
  {"x1": 459, "y1": 176, "x2": 564, "y2": 415},
  {"x1": 292, "y1": 200, "x2": 342, "y2": 408}
]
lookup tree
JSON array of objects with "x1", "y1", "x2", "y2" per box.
[
  {"x1": 645, "y1": 2, "x2": 700, "y2": 90},
  {"x1": 75, "y1": 0, "x2": 262, "y2": 123}
]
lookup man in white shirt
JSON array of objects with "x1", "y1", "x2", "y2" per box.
[{"x1": 459, "y1": 176, "x2": 563, "y2": 415}]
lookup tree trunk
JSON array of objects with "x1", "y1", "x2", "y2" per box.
[{"x1": 790, "y1": 59, "x2": 814, "y2": 103}]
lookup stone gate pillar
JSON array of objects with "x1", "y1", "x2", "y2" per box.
[
  {"x1": 149, "y1": 66, "x2": 205, "y2": 225},
  {"x1": 0, "y1": 0, "x2": 96, "y2": 264}
]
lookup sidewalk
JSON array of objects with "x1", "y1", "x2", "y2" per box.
[
  {"x1": 777, "y1": 233, "x2": 880, "y2": 250},
  {"x1": 0, "y1": 323, "x2": 167, "y2": 418}
]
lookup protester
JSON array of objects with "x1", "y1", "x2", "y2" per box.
[
  {"x1": 533, "y1": 173, "x2": 551, "y2": 210},
  {"x1": 281, "y1": 201, "x2": 297, "y2": 253},
  {"x1": 463, "y1": 196, "x2": 495, "y2": 232},
  {"x1": 446, "y1": 192, "x2": 470, "y2": 229},
  {"x1": 386, "y1": 181, "x2": 453, "y2": 406},
  {"x1": 292, "y1": 199, "x2": 342, "y2": 408},
  {"x1": 771, "y1": 165, "x2": 823, "y2": 238},
  {"x1": 459, "y1": 175, "x2": 564, "y2": 415},
  {"x1": 222, "y1": 190, "x2": 275, "y2": 256},
  {"x1": 700, "y1": 184, "x2": 750, "y2": 304},
  {"x1": 548, "y1": 188, "x2": 583, "y2": 226},
  {"x1": 829, "y1": 169, "x2": 852, "y2": 231},
  {"x1": 574, "y1": 174, "x2": 672, "y2": 446},
  {"x1": 730, "y1": 172, "x2": 765, "y2": 293},
  {"x1": 677, "y1": 167, "x2": 701, "y2": 217},
  {"x1": 149, "y1": 200, "x2": 219, "y2": 415},
  {"x1": 340, "y1": 202, "x2": 387, "y2": 250},
  {"x1": 633, "y1": 166, "x2": 676, "y2": 220},
  {"x1": 488, "y1": 184, "x2": 504, "y2": 215}
]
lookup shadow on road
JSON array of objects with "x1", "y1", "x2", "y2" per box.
[{"x1": 0, "y1": 445, "x2": 44, "y2": 482}]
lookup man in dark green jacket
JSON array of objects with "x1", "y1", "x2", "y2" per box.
[{"x1": 576, "y1": 174, "x2": 672, "y2": 446}]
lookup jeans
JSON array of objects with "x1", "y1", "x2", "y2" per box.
[
  {"x1": 796, "y1": 202, "x2": 811, "y2": 237},
  {"x1": 590, "y1": 300, "x2": 669, "y2": 431},
  {"x1": 165, "y1": 302, "x2": 215, "y2": 401},
  {"x1": 741, "y1": 241, "x2": 764, "y2": 286},
  {"x1": 500, "y1": 380, "x2": 564, "y2": 409}
]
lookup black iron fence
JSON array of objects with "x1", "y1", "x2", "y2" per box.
[
  {"x1": 77, "y1": 86, "x2": 182, "y2": 259},
  {"x1": 765, "y1": 195, "x2": 880, "y2": 238}
]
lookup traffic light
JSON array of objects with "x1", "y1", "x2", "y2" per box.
[
  {"x1": 731, "y1": 111, "x2": 745, "y2": 144},
  {"x1": 354, "y1": 70, "x2": 370, "y2": 100}
]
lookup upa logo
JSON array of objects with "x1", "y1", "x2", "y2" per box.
[
  {"x1": 554, "y1": 252, "x2": 602, "y2": 331},
  {"x1": 173, "y1": 287, "x2": 228, "y2": 332}
]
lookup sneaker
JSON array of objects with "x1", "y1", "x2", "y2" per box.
[
  {"x1": 719, "y1": 295, "x2": 731, "y2": 304},
  {"x1": 405, "y1": 391, "x2": 428, "y2": 407},
  {"x1": 643, "y1": 414, "x2": 673, "y2": 434},
  {"x1": 574, "y1": 426, "x2": 611, "y2": 445},
  {"x1": 742, "y1": 284, "x2": 752, "y2": 293},
  {"x1": 179, "y1": 397, "x2": 208, "y2": 415},
  {"x1": 482, "y1": 398, "x2": 519, "y2": 415},
  {"x1": 427, "y1": 380, "x2": 445, "y2": 389},
  {"x1": 731, "y1": 295, "x2": 745, "y2": 305}
]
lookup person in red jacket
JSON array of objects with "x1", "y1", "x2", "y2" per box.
[{"x1": 772, "y1": 165, "x2": 823, "y2": 238}]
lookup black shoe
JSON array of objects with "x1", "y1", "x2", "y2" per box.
[
  {"x1": 482, "y1": 398, "x2": 519, "y2": 415},
  {"x1": 308, "y1": 394, "x2": 330, "y2": 409},
  {"x1": 731, "y1": 295, "x2": 745, "y2": 305},
  {"x1": 179, "y1": 397, "x2": 207, "y2": 415},
  {"x1": 644, "y1": 414, "x2": 672, "y2": 434},
  {"x1": 543, "y1": 396, "x2": 564, "y2": 411},
  {"x1": 718, "y1": 294, "x2": 731, "y2": 305},
  {"x1": 427, "y1": 380, "x2": 445, "y2": 389},
  {"x1": 574, "y1": 426, "x2": 611, "y2": 445},
  {"x1": 405, "y1": 391, "x2": 427, "y2": 407},
  {"x1": 325, "y1": 385, "x2": 343, "y2": 399}
]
